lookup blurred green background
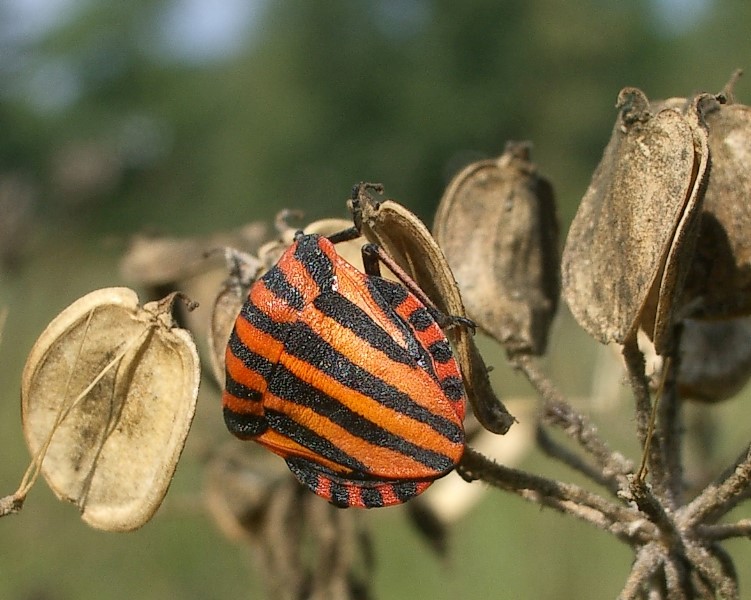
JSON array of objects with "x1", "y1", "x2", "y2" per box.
[{"x1": 2, "y1": 1, "x2": 751, "y2": 598}]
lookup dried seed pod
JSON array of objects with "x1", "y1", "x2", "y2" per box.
[
  {"x1": 21, "y1": 288, "x2": 200, "y2": 531},
  {"x1": 561, "y1": 88, "x2": 710, "y2": 354},
  {"x1": 354, "y1": 187, "x2": 515, "y2": 434},
  {"x1": 434, "y1": 142, "x2": 559, "y2": 355},
  {"x1": 207, "y1": 249, "x2": 263, "y2": 387},
  {"x1": 677, "y1": 317, "x2": 751, "y2": 402},
  {"x1": 120, "y1": 223, "x2": 268, "y2": 286},
  {"x1": 206, "y1": 218, "x2": 357, "y2": 388},
  {"x1": 680, "y1": 76, "x2": 751, "y2": 319}
]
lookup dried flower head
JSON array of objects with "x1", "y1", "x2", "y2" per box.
[
  {"x1": 562, "y1": 88, "x2": 710, "y2": 354},
  {"x1": 434, "y1": 141, "x2": 559, "y2": 355},
  {"x1": 21, "y1": 288, "x2": 200, "y2": 531}
]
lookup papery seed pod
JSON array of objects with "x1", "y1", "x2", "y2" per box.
[
  {"x1": 679, "y1": 73, "x2": 751, "y2": 319},
  {"x1": 677, "y1": 317, "x2": 751, "y2": 403},
  {"x1": 21, "y1": 288, "x2": 200, "y2": 531},
  {"x1": 120, "y1": 222, "x2": 268, "y2": 364},
  {"x1": 561, "y1": 88, "x2": 710, "y2": 354},
  {"x1": 354, "y1": 187, "x2": 515, "y2": 435},
  {"x1": 434, "y1": 142, "x2": 559, "y2": 355},
  {"x1": 120, "y1": 223, "x2": 268, "y2": 286},
  {"x1": 207, "y1": 248, "x2": 263, "y2": 388},
  {"x1": 207, "y1": 218, "x2": 358, "y2": 388}
]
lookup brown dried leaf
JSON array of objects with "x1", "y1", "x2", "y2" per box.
[
  {"x1": 434, "y1": 142, "x2": 559, "y2": 355},
  {"x1": 678, "y1": 317, "x2": 751, "y2": 403},
  {"x1": 21, "y1": 288, "x2": 200, "y2": 531},
  {"x1": 561, "y1": 88, "x2": 710, "y2": 354},
  {"x1": 355, "y1": 188, "x2": 515, "y2": 434}
]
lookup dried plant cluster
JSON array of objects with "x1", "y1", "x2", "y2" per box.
[{"x1": 3, "y1": 72, "x2": 751, "y2": 599}]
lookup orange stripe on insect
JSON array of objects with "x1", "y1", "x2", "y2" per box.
[
  {"x1": 298, "y1": 300, "x2": 461, "y2": 422},
  {"x1": 334, "y1": 262, "x2": 412, "y2": 350},
  {"x1": 278, "y1": 336, "x2": 462, "y2": 457},
  {"x1": 232, "y1": 317, "x2": 284, "y2": 365},
  {"x1": 277, "y1": 246, "x2": 328, "y2": 302},
  {"x1": 249, "y1": 279, "x2": 301, "y2": 324},
  {"x1": 260, "y1": 390, "x2": 453, "y2": 479},
  {"x1": 224, "y1": 353, "x2": 267, "y2": 397},
  {"x1": 256, "y1": 428, "x2": 351, "y2": 474}
]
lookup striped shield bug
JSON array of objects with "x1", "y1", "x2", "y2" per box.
[{"x1": 222, "y1": 194, "x2": 469, "y2": 508}]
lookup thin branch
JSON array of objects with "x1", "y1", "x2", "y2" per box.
[
  {"x1": 684, "y1": 542, "x2": 739, "y2": 600},
  {"x1": 696, "y1": 520, "x2": 751, "y2": 541},
  {"x1": 709, "y1": 542, "x2": 739, "y2": 588},
  {"x1": 459, "y1": 447, "x2": 656, "y2": 544},
  {"x1": 536, "y1": 425, "x2": 621, "y2": 495},
  {"x1": 621, "y1": 339, "x2": 652, "y2": 449},
  {"x1": 512, "y1": 354, "x2": 633, "y2": 488},
  {"x1": 681, "y1": 443, "x2": 751, "y2": 527},
  {"x1": 662, "y1": 555, "x2": 689, "y2": 600},
  {"x1": 627, "y1": 478, "x2": 681, "y2": 550},
  {"x1": 658, "y1": 338, "x2": 684, "y2": 506},
  {"x1": 622, "y1": 339, "x2": 671, "y2": 505},
  {"x1": 618, "y1": 542, "x2": 664, "y2": 600}
]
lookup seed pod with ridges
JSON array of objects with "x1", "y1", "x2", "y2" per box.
[
  {"x1": 207, "y1": 218, "x2": 358, "y2": 388},
  {"x1": 561, "y1": 88, "x2": 710, "y2": 354},
  {"x1": 680, "y1": 73, "x2": 751, "y2": 319},
  {"x1": 355, "y1": 190, "x2": 515, "y2": 435},
  {"x1": 21, "y1": 288, "x2": 200, "y2": 531},
  {"x1": 678, "y1": 317, "x2": 751, "y2": 403},
  {"x1": 434, "y1": 141, "x2": 559, "y2": 355}
]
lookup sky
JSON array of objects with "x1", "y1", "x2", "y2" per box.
[
  {"x1": 0, "y1": 0, "x2": 714, "y2": 114},
  {"x1": 2, "y1": 0, "x2": 266, "y2": 63},
  {"x1": 3, "y1": 0, "x2": 713, "y2": 62}
]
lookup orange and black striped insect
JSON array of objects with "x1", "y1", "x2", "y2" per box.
[{"x1": 222, "y1": 195, "x2": 468, "y2": 508}]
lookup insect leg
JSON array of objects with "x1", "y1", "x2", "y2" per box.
[
  {"x1": 361, "y1": 243, "x2": 475, "y2": 334},
  {"x1": 326, "y1": 182, "x2": 385, "y2": 245}
]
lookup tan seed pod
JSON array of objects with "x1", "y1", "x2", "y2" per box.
[
  {"x1": 354, "y1": 187, "x2": 515, "y2": 434},
  {"x1": 120, "y1": 223, "x2": 268, "y2": 286},
  {"x1": 561, "y1": 88, "x2": 710, "y2": 354},
  {"x1": 434, "y1": 141, "x2": 559, "y2": 355},
  {"x1": 680, "y1": 75, "x2": 751, "y2": 319},
  {"x1": 677, "y1": 317, "x2": 751, "y2": 403},
  {"x1": 207, "y1": 249, "x2": 264, "y2": 388},
  {"x1": 207, "y1": 218, "x2": 359, "y2": 388},
  {"x1": 21, "y1": 288, "x2": 200, "y2": 531}
]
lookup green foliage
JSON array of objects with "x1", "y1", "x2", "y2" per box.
[
  {"x1": 2, "y1": 2, "x2": 751, "y2": 598},
  {"x1": 4, "y1": 0, "x2": 746, "y2": 238}
]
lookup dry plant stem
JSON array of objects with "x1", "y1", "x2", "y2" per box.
[
  {"x1": 622, "y1": 339, "x2": 670, "y2": 502},
  {"x1": 657, "y1": 379, "x2": 682, "y2": 507},
  {"x1": 629, "y1": 478, "x2": 681, "y2": 547},
  {"x1": 619, "y1": 542, "x2": 664, "y2": 600},
  {"x1": 622, "y1": 339, "x2": 655, "y2": 449},
  {"x1": 708, "y1": 542, "x2": 739, "y2": 591},
  {"x1": 682, "y1": 443, "x2": 751, "y2": 527},
  {"x1": 0, "y1": 494, "x2": 24, "y2": 516},
  {"x1": 535, "y1": 425, "x2": 621, "y2": 495},
  {"x1": 684, "y1": 543, "x2": 739, "y2": 600},
  {"x1": 459, "y1": 447, "x2": 656, "y2": 544},
  {"x1": 662, "y1": 556, "x2": 689, "y2": 600},
  {"x1": 658, "y1": 338, "x2": 684, "y2": 506},
  {"x1": 697, "y1": 520, "x2": 751, "y2": 540},
  {"x1": 512, "y1": 354, "x2": 632, "y2": 487}
]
